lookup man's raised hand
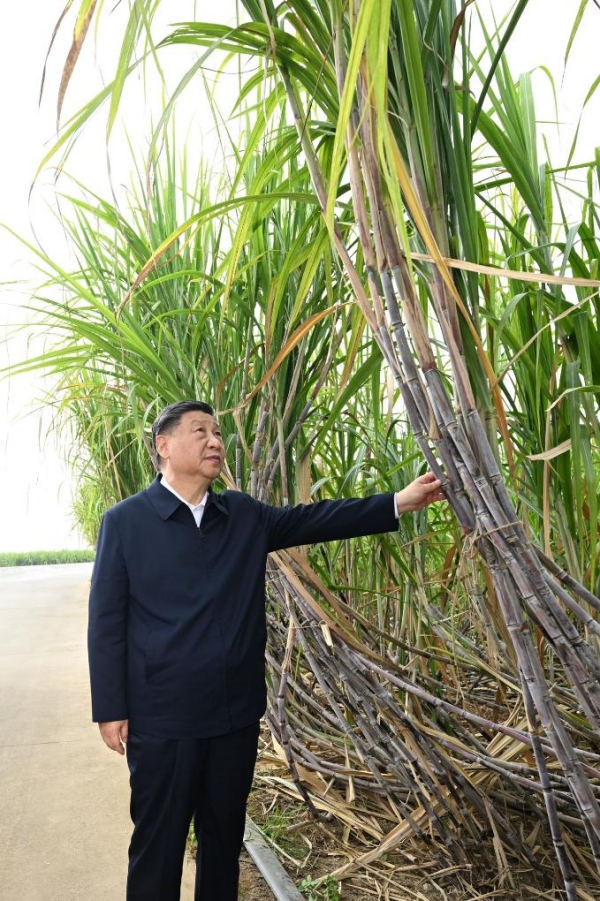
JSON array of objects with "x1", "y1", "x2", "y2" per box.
[{"x1": 395, "y1": 473, "x2": 445, "y2": 514}]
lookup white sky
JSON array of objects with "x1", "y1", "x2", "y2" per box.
[{"x1": 0, "y1": 0, "x2": 598, "y2": 552}]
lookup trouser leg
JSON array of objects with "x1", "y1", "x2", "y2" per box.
[
  {"x1": 126, "y1": 732, "x2": 200, "y2": 901},
  {"x1": 193, "y1": 721, "x2": 261, "y2": 901}
]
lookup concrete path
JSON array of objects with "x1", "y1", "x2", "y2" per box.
[{"x1": 0, "y1": 563, "x2": 196, "y2": 900}]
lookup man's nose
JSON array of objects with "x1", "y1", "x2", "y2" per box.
[{"x1": 207, "y1": 433, "x2": 222, "y2": 448}]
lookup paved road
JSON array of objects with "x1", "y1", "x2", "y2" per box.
[{"x1": 0, "y1": 564, "x2": 196, "y2": 900}]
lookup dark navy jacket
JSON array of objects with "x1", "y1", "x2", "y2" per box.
[{"x1": 88, "y1": 475, "x2": 398, "y2": 738}]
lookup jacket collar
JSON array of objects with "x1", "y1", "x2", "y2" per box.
[{"x1": 146, "y1": 474, "x2": 229, "y2": 521}]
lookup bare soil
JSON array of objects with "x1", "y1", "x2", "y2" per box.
[{"x1": 239, "y1": 855, "x2": 273, "y2": 899}]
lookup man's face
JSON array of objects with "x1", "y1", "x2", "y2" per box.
[{"x1": 156, "y1": 411, "x2": 225, "y2": 483}]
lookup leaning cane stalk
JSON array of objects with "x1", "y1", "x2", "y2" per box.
[
  {"x1": 270, "y1": 589, "x2": 319, "y2": 816},
  {"x1": 251, "y1": 0, "x2": 600, "y2": 889}
]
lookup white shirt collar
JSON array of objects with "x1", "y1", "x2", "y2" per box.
[{"x1": 160, "y1": 476, "x2": 208, "y2": 513}]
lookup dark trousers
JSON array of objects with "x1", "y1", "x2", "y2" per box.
[{"x1": 125, "y1": 721, "x2": 260, "y2": 901}]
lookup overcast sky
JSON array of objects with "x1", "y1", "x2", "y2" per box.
[
  {"x1": 0, "y1": 1, "x2": 598, "y2": 552},
  {"x1": 0, "y1": 0, "x2": 241, "y2": 551}
]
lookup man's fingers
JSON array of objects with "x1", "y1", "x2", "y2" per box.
[
  {"x1": 423, "y1": 481, "x2": 445, "y2": 503},
  {"x1": 103, "y1": 733, "x2": 124, "y2": 754},
  {"x1": 396, "y1": 474, "x2": 446, "y2": 513},
  {"x1": 99, "y1": 721, "x2": 128, "y2": 755},
  {"x1": 104, "y1": 732, "x2": 124, "y2": 754},
  {"x1": 415, "y1": 473, "x2": 443, "y2": 492},
  {"x1": 415, "y1": 477, "x2": 443, "y2": 502}
]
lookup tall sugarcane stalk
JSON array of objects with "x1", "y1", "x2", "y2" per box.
[{"x1": 242, "y1": 1, "x2": 600, "y2": 895}]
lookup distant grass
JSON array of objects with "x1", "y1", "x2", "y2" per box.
[{"x1": 0, "y1": 550, "x2": 95, "y2": 567}]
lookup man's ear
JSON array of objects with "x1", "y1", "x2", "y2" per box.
[{"x1": 155, "y1": 433, "x2": 169, "y2": 461}]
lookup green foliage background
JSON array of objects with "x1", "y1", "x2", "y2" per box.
[{"x1": 5, "y1": 1, "x2": 600, "y2": 896}]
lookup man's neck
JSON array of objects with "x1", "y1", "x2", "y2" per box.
[{"x1": 160, "y1": 472, "x2": 211, "y2": 506}]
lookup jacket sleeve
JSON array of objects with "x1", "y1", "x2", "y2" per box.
[
  {"x1": 88, "y1": 511, "x2": 130, "y2": 723},
  {"x1": 256, "y1": 493, "x2": 398, "y2": 552}
]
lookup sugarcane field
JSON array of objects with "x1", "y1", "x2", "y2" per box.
[{"x1": 2, "y1": 2, "x2": 600, "y2": 900}]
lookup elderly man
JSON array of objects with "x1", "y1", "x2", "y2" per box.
[{"x1": 88, "y1": 399, "x2": 443, "y2": 901}]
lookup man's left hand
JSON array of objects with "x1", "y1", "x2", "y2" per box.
[{"x1": 395, "y1": 473, "x2": 445, "y2": 514}]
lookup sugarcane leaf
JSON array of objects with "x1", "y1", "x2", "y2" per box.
[{"x1": 56, "y1": 0, "x2": 100, "y2": 125}]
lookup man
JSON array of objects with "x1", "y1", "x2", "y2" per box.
[{"x1": 88, "y1": 399, "x2": 444, "y2": 901}]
